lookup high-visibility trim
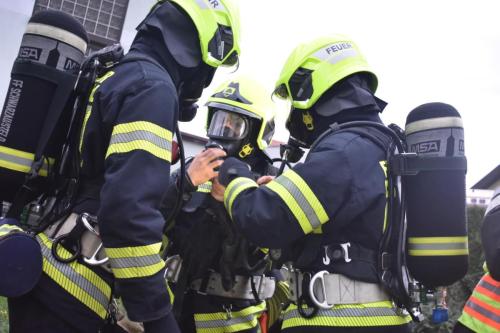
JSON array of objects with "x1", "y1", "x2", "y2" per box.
[
  {"x1": 282, "y1": 302, "x2": 411, "y2": 328},
  {"x1": 194, "y1": 302, "x2": 265, "y2": 333},
  {"x1": 26, "y1": 22, "x2": 88, "y2": 53},
  {"x1": 105, "y1": 243, "x2": 165, "y2": 279},
  {"x1": 264, "y1": 169, "x2": 328, "y2": 234},
  {"x1": 379, "y1": 160, "x2": 389, "y2": 232},
  {"x1": 405, "y1": 116, "x2": 463, "y2": 135},
  {"x1": 105, "y1": 121, "x2": 172, "y2": 162},
  {"x1": 197, "y1": 182, "x2": 213, "y2": 193},
  {"x1": 475, "y1": 275, "x2": 500, "y2": 302},
  {"x1": 463, "y1": 296, "x2": 500, "y2": 331},
  {"x1": 37, "y1": 233, "x2": 111, "y2": 319},
  {"x1": 79, "y1": 71, "x2": 114, "y2": 156},
  {"x1": 0, "y1": 224, "x2": 23, "y2": 237},
  {"x1": 0, "y1": 146, "x2": 53, "y2": 176},
  {"x1": 408, "y1": 236, "x2": 468, "y2": 256},
  {"x1": 224, "y1": 177, "x2": 258, "y2": 218}
]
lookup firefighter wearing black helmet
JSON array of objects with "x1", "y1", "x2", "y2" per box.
[
  {"x1": 217, "y1": 35, "x2": 413, "y2": 332},
  {"x1": 8, "y1": 1, "x2": 241, "y2": 332},
  {"x1": 161, "y1": 76, "x2": 279, "y2": 333}
]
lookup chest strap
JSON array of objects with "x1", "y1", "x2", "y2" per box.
[{"x1": 190, "y1": 271, "x2": 275, "y2": 301}]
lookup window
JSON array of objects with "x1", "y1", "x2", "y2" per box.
[{"x1": 33, "y1": 0, "x2": 129, "y2": 53}]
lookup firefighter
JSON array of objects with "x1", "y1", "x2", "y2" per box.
[
  {"x1": 161, "y1": 76, "x2": 279, "y2": 333},
  {"x1": 454, "y1": 189, "x2": 500, "y2": 333},
  {"x1": 7, "y1": 1, "x2": 240, "y2": 332},
  {"x1": 216, "y1": 35, "x2": 412, "y2": 332}
]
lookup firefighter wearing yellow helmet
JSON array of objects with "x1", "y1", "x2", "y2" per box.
[
  {"x1": 7, "y1": 1, "x2": 240, "y2": 332},
  {"x1": 217, "y1": 35, "x2": 413, "y2": 332},
  {"x1": 161, "y1": 76, "x2": 279, "y2": 333}
]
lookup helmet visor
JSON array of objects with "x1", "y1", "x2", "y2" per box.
[
  {"x1": 207, "y1": 110, "x2": 247, "y2": 140},
  {"x1": 209, "y1": 25, "x2": 238, "y2": 67}
]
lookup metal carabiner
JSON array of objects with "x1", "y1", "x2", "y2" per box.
[
  {"x1": 81, "y1": 213, "x2": 109, "y2": 266},
  {"x1": 309, "y1": 270, "x2": 335, "y2": 310}
]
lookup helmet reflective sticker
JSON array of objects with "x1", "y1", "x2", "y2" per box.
[
  {"x1": 312, "y1": 42, "x2": 358, "y2": 64},
  {"x1": 207, "y1": 110, "x2": 247, "y2": 140}
]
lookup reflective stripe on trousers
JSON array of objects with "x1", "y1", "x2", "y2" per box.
[
  {"x1": 194, "y1": 301, "x2": 266, "y2": 333},
  {"x1": 36, "y1": 233, "x2": 112, "y2": 319},
  {"x1": 282, "y1": 301, "x2": 411, "y2": 328},
  {"x1": 459, "y1": 273, "x2": 500, "y2": 333}
]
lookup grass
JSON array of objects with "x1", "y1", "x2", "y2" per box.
[{"x1": 0, "y1": 297, "x2": 7, "y2": 333}]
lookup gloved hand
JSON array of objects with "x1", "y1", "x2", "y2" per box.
[
  {"x1": 143, "y1": 312, "x2": 180, "y2": 333},
  {"x1": 218, "y1": 157, "x2": 253, "y2": 186}
]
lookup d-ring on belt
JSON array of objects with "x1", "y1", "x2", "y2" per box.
[
  {"x1": 288, "y1": 271, "x2": 390, "y2": 309},
  {"x1": 45, "y1": 213, "x2": 111, "y2": 271}
]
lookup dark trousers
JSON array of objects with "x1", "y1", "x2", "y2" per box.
[
  {"x1": 8, "y1": 293, "x2": 80, "y2": 333},
  {"x1": 8, "y1": 293, "x2": 127, "y2": 333}
]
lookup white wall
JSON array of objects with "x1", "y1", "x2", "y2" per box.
[
  {"x1": 120, "y1": 0, "x2": 155, "y2": 52},
  {"x1": 0, "y1": 1, "x2": 35, "y2": 105}
]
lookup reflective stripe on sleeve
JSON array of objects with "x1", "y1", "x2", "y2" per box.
[
  {"x1": 36, "y1": 233, "x2": 111, "y2": 319},
  {"x1": 105, "y1": 121, "x2": 172, "y2": 162},
  {"x1": 194, "y1": 301, "x2": 266, "y2": 333},
  {"x1": 264, "y1": 169, "x2": 328, "y2": 234},
  {"x1": 0, "y1": 224, "x2": 23, "y2": 237},
  {"x1": 0, "y1": 146, "x2": 54, "y2": 176},
  {"x1": 408, "y1": 236, "x2": 468, "y2": 256},
  {"x1": 105, "y1": 243, "x2": 165, "y2": 279},
  {"x1": 224, "y1": 177, "x2": 259, "y2": 218},
  {"x1": 282, "y1": 302, "x2": 411, "y2": 328}
]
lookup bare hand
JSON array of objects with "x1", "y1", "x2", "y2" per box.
[
  {"x1": 257, "y1": 175, "x2": 275, "y2": 185},
  {"x1": 211, "y1": 176, "x2": 226, "y2": 202},
  {"x1": 187, "y1": 148, "x2": 226, "y2": 186}
]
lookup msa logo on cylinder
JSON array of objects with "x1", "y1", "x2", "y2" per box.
[
  {"x1": 18, "y1": 47, "x2": 42, "y2": 61},
  {"x1": 64, "y1": 58, "x2": 80, "y2": 71},
  {"x1": 411, "y1": 140, "x2": 441, "y2": 154}
]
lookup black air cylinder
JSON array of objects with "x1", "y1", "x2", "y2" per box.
[
  {"x1": 0, "y1": 10, "x2": 88, "y2": 202},
  {"x1": 404, "y1": 102, "x2": 468, "y2": 287}
]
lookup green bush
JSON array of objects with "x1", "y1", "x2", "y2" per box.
[{"x1": 0, "y1": 297, "x2": 8, "y2": 333}]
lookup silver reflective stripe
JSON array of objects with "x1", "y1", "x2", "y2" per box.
[
  {"x1": 195, "y1": 0, "x2": 209, "y2": 9},
  {"x1": 408, "y1": 242, "x2": 468, "y2": 251},
  {"x1": 38, "y1": 236, "x2": 110, "y2": 311},
  {"x1": 0, "y1": 151, "x2": 49, "y2": 173},
  {"x1": 25, "y1": 23, "x2": 87, "y2": 53},
  {"x1": 284, "y1": 306, "x2": 399, "y2": 320},
  {"x1": 313, "y1": 42, "x2": 358, "y2": 65},
  {"x1": 108, "y1": 254, "x2": 162, "y2": 269},
  {"x1": 195, "y1": 314, "x2": 255, "y2": 329},
  {"x1": 486, "y1": 191, "x2": 500, "y2": 215},
  {"x1": 478, "y1": 278, "x2": 500, "y2": 294},
  {"x1": 198, "y1": 182, "x2": 212, "y2": 192},
  {"x1": 109, "y1": 130, "x2": 172, "y2": 151},
  {"x1": 466, "y1": 299, "x2": 500, "y2": 322},
  {"x1": 275, "y1": 175, "x2": 322, "y2": 230},
  {"x1": 224, "y1": 178, "x2": 256, "y2": 210},
  {"x1": 405, "y1": 117, "x2": 463, "y2": 135}
]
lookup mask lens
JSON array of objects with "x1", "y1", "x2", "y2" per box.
[{"x1": 208, "y1": 110, "x2": 247, "y2": 139}]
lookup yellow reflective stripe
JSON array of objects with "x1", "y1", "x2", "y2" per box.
[
  {"x1": 79, "y1": 104, "x2": 92, "y2": 154},
  {"x1": 224, "y1": 177, "x2": 258, "y2": 218},
  {"x1": 408, "y1": 236, "x2": 469, "y2": 256},
  {"x1": 0, "y1": 146, "x2": 54, "y2": 176},
  {"x1": 37, "y1": 233, "x2": 111, "y2": 319},
  {"x1": 0, "y1": 224, "x2": 23, "y2": 237},
  {"x1": 105, "y1": 121, "x2": 173, "y2": 162},
  {"x1": 283, "y1": 169, "x2": 328, "y2": 222},
  {"x1": 283, "y1": 302, "x2": 411, "y2": 328},
  {"x1": 95, "y1": 70, "x2": 115, "y2": 84},
  {"x1": 106, "y1": 243, "x2": 165, "y2": 279},
  {"x1": 379, "y1": 160, "x2": 389, "y2": 232},
  {"x1": 197, "y1": 181, "x2": 212, "y2": 193},
  {"x1": 194, "y1": 302, "x2": 265, "y2": 332},
  {"x1": 265, "y1": 169, "x2": 328, "y2": 234}
]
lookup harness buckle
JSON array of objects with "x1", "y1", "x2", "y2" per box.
[
  {"x1": 309, "y1": 270, "x2": 335, "y2": 309},
  {"x1": 164, "y1": 255, "x2": 183, "y2": 283}
]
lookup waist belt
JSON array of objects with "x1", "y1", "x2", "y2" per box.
[
  {"x1": 288, "y1": 270, "x2": 390, "y2": 309},
  {"x1": 190, "y1": 272, "x2": 276, "y2": 301},
  {"x1": 44, "y1": 213, "x2": 111, "y2": 272}
]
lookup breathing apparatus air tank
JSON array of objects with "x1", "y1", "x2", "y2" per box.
[
  {"x1": 404, "y1": 102, "x2": 468, "y2": 287},
  {"x1": 0, "y1": 10, "x2": 88, "y2": 203}
]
